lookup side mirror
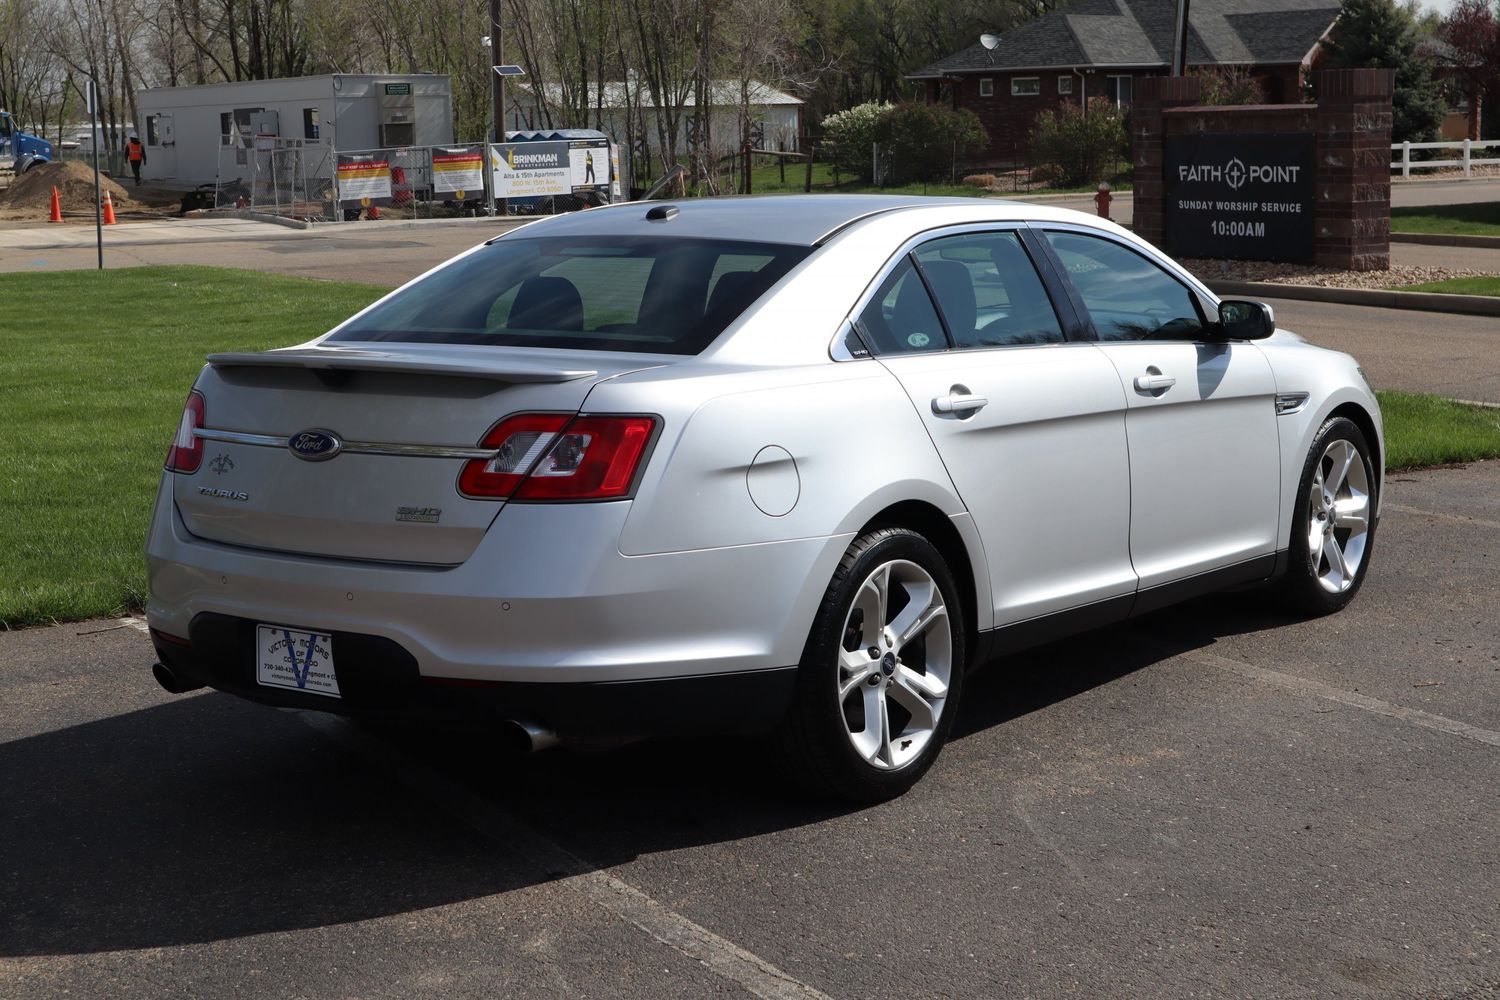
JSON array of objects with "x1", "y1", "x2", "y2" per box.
[{"x1": 1217, "y1": 299, "x2": 1275, "y2": 340}]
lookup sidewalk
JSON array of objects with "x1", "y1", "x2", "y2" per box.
[{"x1": 0, "y1": 214, "x2": 531, "y2": 253}]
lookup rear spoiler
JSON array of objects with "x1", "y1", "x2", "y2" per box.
[{"x1": 206, "y1": 346, "x2": 597, "y2": 384}]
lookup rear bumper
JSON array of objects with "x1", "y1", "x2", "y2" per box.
[
  {"x1": 145, "y1": 476, "x2": 848, "y2": 700},
  {"x1": 153, "y1": 614, "x2": 797, "y2": 743}
]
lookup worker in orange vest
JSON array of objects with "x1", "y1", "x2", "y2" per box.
[{"x1": 126, "y1": 134, "x2": 146, "y2": 185}]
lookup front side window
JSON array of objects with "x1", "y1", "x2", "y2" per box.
[
  {"x1": 1057, "y1": 75, "x2": 1074, "y2": 95},
  {"x1": 979, "y1": 78, "x2": 995, "y2": 97},
  {"x1": 1107, "y1": 75, "x2": 1133, "y2": 107},
  {"x1": 913, "y1": 232, "x2": 1064, "y2": 348},
  {"x1": 1012, "y1": 77, "x2": 1041, "y2": 97},
  {"x1": 332, "y1": 236, "x2": 810, "y2": 355},
  {"x1": 1043, "y1": 231, "x2": 1204, "y2": 341},
  {"x1": 856, "y1": 257, "x2": 946, "y2": 355}
]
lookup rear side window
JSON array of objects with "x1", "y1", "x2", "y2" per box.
[
  {"x1": 1043, "y1": 231, "x2": 1204, "y2": 341},
  {"x1": 856, "y1": 257, "x2": 946, "y2": 355},
  {"x1": 914, "y1": 232, "x2": 1064, "y2": 348},
  {"x1": 332, "y1": 236, "x2": 811, "y2": 355}
]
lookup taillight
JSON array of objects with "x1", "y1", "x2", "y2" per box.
[
  {"x1": 459, "y1": 413, "x2": 656, "y2": 501},
  {"x1": 165, "y1": 391, "x2": 206, "y2": 473}
]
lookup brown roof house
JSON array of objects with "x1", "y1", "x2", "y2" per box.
[{"x1": 907, "y1": 0, "x2": 1340, "y2": 165}]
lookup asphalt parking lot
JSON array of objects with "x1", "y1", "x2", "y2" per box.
[{"x1": 3, "y1": 461, "x2": 1496, "y2": 998}]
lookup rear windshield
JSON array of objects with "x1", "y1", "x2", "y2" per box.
[{"x1": 330, "y1": 235, "x2": 812, "y2": 355}]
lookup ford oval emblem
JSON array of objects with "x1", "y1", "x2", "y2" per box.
[{"x1": 288, "y1": 429, "x2": 343, "y2": 462}]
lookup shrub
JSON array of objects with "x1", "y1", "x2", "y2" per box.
[
  {"x1": 1030, "y1": 98, "x2": 1128, "y2": 188},
  {"x1": 872, "y1": 103, "x2": 989, "y2": 184},
  {"x1": 1190, "y1": 66, "x2": 1266, "y2": 106},
  {"x1": 819, "y1": 102, "x2": 893, "y2": 181},
  {"x1": 962, "y1": 173, "x2": 997, "y2": 188}
]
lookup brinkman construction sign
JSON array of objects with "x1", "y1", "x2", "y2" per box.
[{"x1": 1163, "y1": 133, "x2": 1314, "y2": 263}]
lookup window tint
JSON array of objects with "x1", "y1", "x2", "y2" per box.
[
  {"x1": 332, "y1": 236, "x2": 810, "y2": 355},
  {"x1": 856, "y1": 257, "x2": 946, "y2": 354},
  {"x1": 914, "y1": 232, "x2": 1064, "y2": 348},
  {"x1": 1043, "y1": 231, "x2": 1205, "y2": 341}
]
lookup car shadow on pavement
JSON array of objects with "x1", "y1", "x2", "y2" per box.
[{"x1": 0, "y1": 596, "x2": 1306, "y2": 957}]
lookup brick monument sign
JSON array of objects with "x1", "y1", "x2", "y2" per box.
[{"x1": 1132, "y1": 68, "x2": 1395, "y2": 272}]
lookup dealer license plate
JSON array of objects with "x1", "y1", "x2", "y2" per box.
[{"x1": 256, "y1": 625, "x2": 340, "y2": 698}]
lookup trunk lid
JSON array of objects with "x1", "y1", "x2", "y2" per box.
[{"x1": 174, "y1": 343, "x2": 664, "y2": 564}]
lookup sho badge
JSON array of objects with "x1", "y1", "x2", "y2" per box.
[
  {"x1": 199, "y1": 486, "x2": 249, "y2": 502},
  {"x1": 396, "y1": 506, "x2": 441, "y2": 524}
]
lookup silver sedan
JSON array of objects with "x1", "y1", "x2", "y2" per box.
[{"x1": 145, "y1": 195, "x2": 1382, "y2": 800}]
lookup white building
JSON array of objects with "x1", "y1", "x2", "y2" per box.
[
  {"x1": 510, "y1": 79, "x2": 804, "y2": 161},
  {"x1": 136, "y1": 74, "x2": 454, "y2": 186}
]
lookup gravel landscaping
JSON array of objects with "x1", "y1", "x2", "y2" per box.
[{"x1": 1181, "y1": 258, "x2": 1500, "y2": 290}]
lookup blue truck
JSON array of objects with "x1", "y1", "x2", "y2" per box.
[{"x1": 0, "y1": 110, "x2": 54, "y2": 172}]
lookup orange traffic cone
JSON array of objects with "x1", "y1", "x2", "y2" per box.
[
  {"x1": 48, "y1": 186, "x2": 63, "y2": 223},
  {"x1": 102, "y1": 190, "x2": 117, "y2": 225}
]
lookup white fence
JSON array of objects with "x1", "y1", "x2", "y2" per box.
[{"x1": 1390, "y1": 139, "x2": 1500, "y2": 178}]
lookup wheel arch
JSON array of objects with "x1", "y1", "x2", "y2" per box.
[
  {"x1": 858, "y1": 499, "x2": 985, "y2": 669},
  {"x1": 1327, "y1": 401, "x2": 1382, "y2": 488}
]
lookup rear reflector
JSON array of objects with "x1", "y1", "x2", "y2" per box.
[
  {"x1": 165, "y1": 391, "x2": 206, "y2": 473},
  {"x1": 460, "y1": 413, "x2": 657, "y2": 501},
  {"x1": 149, "y1": 627, "x2": 193, "y2": 648}
]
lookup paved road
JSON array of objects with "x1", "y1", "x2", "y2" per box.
[
  {"x1": 2, "y1": 216, "x2": 1494, "y2": 403},
  {"x1": 1262, "y1": 296, "x2": 1500, "y2": 403},
  {"x1": 2, "y1": 460, "x2": 1497, "y2": 998}
]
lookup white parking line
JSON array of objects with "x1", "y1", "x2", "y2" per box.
[
  {"x1": 296, "y1": 713, "x2": 836, "y2": 1000},
  {"x1": 1184, "y1": 649, "x2": 1500, "y2": 750},
  {"x1": 119, "y1": 616, "x2": 151, "y2": 634}
]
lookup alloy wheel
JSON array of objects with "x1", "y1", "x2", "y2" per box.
[
  {"x1": 837, "y1": 559, "x2": 953, "y2": 770},
  {"x1": 1306, "y1": 438, "x2": 1371, "y2": 594}
]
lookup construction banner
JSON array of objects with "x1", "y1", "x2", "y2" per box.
[
  {"x1": 432, "y1": 145, "x2": 485, "y2": 195},
  {"x1": 490, "y1": 141, "x2": 573, "y2": 199},
  {"x1": 336, "y1": 154, "x2": 393, "y2": 202}
]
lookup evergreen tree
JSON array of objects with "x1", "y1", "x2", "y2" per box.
[{"x1": 1323, "y1": 0, "x2": 1447, "y2": 142}]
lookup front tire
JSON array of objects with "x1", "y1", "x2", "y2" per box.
[
  {"x1": 1276, "y1": 416, "x2": 1378, "y2": 615},
  {"x1": 777, "y1": 528, "x2": 965, "y2": 802}
]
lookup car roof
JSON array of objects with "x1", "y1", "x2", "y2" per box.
[{"x1": 499, "y1": 194, "x2": 1037, "y2": 246}]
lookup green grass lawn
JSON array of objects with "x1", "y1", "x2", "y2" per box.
[
  {"x1": 0, "y1": 267, "x2": 388, "y2": 628},
  {"x1": 1386, "y1": 275, "x2": 1500, "y2": 297},
  {"x1": 1389, "y1": 202, "x2": 1500, "y2": 237},
  {"x1": 0, "y1": 265, "x2": 1494, "y2": 628},
  {"x1": 1377, "y1": 390, "x2": 1500, "y2": 470}
]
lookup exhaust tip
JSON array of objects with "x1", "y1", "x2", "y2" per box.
[
  {"x1": 151, "y1": 661, "x2": 205, "y2": 695},
  {"x1": 503, "y1": 718, "x2": 560, "y2": 754}
]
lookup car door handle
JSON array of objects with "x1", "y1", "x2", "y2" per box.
[
  {"x1": 1133, "y1": 373, "x2": 1177, "y2": 393},
  {"x1": 932, "y1": 390, "x2": 988, "y2": 415}
]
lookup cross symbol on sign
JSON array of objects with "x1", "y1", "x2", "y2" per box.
[{"x1": 1225, "y1": 158, "x2": 1248, "y2": 189}]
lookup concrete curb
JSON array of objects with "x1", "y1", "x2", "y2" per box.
[
  {"x1": 1001, "y1": 190, "x2": 1132, "y2": 203},
  {"x1": 1390, "y1": 232, "x2": 1500, "y2": 249},
  {"x1": 1209, "y1": 280, "x2": 1500, "y2": 317}
]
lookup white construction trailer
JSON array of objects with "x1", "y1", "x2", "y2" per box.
[{"x1": 136, "y1": 74, "x2": 454, "y2": 187}]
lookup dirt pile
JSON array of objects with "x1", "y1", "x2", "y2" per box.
[{"x1": 0, "y1": 160, "x2": 133, "y2": 214}]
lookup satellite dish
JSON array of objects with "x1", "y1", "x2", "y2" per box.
[{"x1": 980, "y1": 33, "x2": 1001, "y2": 50}]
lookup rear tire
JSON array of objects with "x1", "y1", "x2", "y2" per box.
[
  {"x1": 1275, "y1": 416, "x2": 1378, "y2": 616},
  {"x1": 776, "y1": 528, "x2": 965, "y2": 802}
]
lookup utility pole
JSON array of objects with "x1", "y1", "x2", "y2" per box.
[
  {"x1": 1171, "y1": 0, "x2": 1192, "y2": 76},
  {"x1": 489, "y1": 0, "x2": 505, "y2": 140}
]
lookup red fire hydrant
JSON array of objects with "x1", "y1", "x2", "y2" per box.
[{"x1": 1094, "y1": 182, "x2": 1112, "y2": 221}]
